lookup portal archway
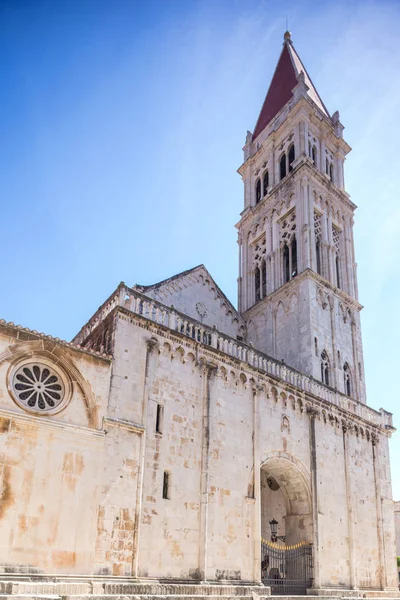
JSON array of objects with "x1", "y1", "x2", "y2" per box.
[{"x1": 260, "y1": 452, "x2": 312, "y2": 546}]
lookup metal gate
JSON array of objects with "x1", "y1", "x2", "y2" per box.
[{"x1": 261, "y1": 539, "x2": 313, "y2": 595}]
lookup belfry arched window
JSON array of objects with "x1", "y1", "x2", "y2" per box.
[
  {"x1": 329, "y1": 163, "x2": 334, "y2": 183},
  {"x1": 288, "y1": 144, "x2": 295, "y2": 172},
  {"x1": 291, "y1": 236, "x2": 297, "y2": 277},
  {"x1": 255, "y1": 179, "x2": 261, "y2": 204},
  {"x1": 261, "y1": 259, "x2": 266, "y2": 297},
  {"x1": 282, "y1": 236, "x2": 297, "y2": 283},
  {"x1": 312, "y1": 145, "x2": 317, "y2": 166},
  {"x1": 314, "y1": 212, "x2": 322, "y2": 275},
  {"x1": 321, "y1": 350, "x2": 330, "y2": 385},
  {"x1": 280, "y1": 153, "x2": 287, "y2": 180},
  {"x1": 255, "y1": 266, "x2": 261, "y2": 301},
  {"x1": 263, "y1": 170, "x2": 269, "y2": 196},
  {"x1": 335, "y1": 255, "x2": 340, "y2": 289},
  {"x1": 343, "y1": 363, "x2": 351, "y2": 396},
  {"x1": 280, "y1": 210, "x2": 297, "y2": 284}
]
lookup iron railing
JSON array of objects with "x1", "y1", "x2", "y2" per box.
[{"x1": 261, "y1": 539, "x2": 313, "y2": 595}]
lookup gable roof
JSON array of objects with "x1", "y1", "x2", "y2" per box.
[
  {"x1": 253, "y1": 32, "x2": 330, "y2": 140},
  {"x1": 135, "y1": 264, "x2": 242, "y2": 322}
]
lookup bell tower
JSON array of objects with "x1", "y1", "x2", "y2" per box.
[{"x1": 237, "y1": 32, "x2": 366, "y2": 403}]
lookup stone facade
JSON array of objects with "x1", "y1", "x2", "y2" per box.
[{"x1": 0, "y1": 32, "x2": 397, "y2": 595}]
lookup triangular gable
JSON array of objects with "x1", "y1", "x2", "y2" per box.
[
  {"x1": 253, "y1": 36, "x2": 330, "y2": 140},
  {"x1": 135, "y1": 265, "x2": 245, "y2": 339}
]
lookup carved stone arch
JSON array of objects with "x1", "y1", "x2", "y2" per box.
[
  {"x1": 174, "y1": 346, "x2": 185, "y2": 363},
  {"x1": 366, "y1": 430, "x2": 371, "y2": 442},
  {"x1": 186, "y1": 351, "x2": 196, "y2": 364},
  {"x1": 162, "y1": 341, "x2": 172, "y2": 354},
  {"x1": 260, "y1": 451, "x2": 312, "y2": 517},
  {"x1": 354, "y1": 424, "x2": 359, "y2": 437},
  {"x1": 0, "y1": 340, "x2": 100, "y2": 428},
  {"x1": 280, "y1": 391, "x2": 287, "y2": 407},
  {"x1": 288, "y1": 394, "x2": 295, "y2": 410},
  {"x1": 274, "y1": 299, "x2": 287, "y2": 317},
  {"x1": 239, "y1": 373, "x2": 247, "y2": 387},
  {"x1": 288, "y1": 291, "x2": 298, "y2": 310},
  {"x1": 297, "y1": 398, "x2": 304, "y2": 413},
  {"x1": 322, "y1": 409, "x2": 327, "y2": 423},
  {"x1": 271, "y1": 387, "x2": 278, "y2": 402},
  {"x1": 219, "y1": 366, "x2": 227, "y2": 381}
]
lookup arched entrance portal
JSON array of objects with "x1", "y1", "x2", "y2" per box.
[{"x1": 260, "y1": 454, "x2": 314, "y2": 594}]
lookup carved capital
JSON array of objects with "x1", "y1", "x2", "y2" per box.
[
  {"x1": 306, "y1": 406, "x2": 320, "y2": 419},
  {"x1": 145, "y1": 337, "x2": 159, "y2": 354}
]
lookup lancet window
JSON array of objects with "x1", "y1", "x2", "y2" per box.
[
  {"x1": 343, "y1": 363, "x2": 351, "y2": 396},
  {"x1": 325, "y1": 149, "x2": 334, "y2": 183},
  {"x1": 263, "y1": 170, "x2": 269, "y2": 196},
  {"x1": 332, "y1": 225, "x2": 341, "y2": 289},
  {"x1": 309, "y1": 141, "x2": 317, "y2": 166},
  {"x1": 288, "y1": 144, "x2": 295, "y2": 172},
  {"x1": 253, "y1": 236, "x2": 267, "y2": 302},
  {"x1": 255, "y1": 178, "x2": 261, "y2": 204},
  {"x1": 280, "y1": 153, "x2": 286, "y2": 180},
  {"x1": 314, "y1": 211, "x2": 322, "y2": 275},
  {"x1": 280, "y1": 210, "x2": 297, "y2": 283},
  {"x1": 280, "y1": 145, "x2": 296, "y2": 181},
  {"x1": 320, "y1": 350, "x2": 330, "y2": 385}
]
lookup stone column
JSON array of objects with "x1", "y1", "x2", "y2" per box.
[
  {"x1": 372, "y1": 435, "x2": 386, "y2": 590},
  {"x1": 252, "y1": 384, "x2": 263, "y2": 584},
  {"x1": 307, "y1": 406, "x2": 321, "y2": 590},
  {"x1": 238, "y1": 234, "x2": 243, "y2": 312},
  {"x1": 342, "y1": 421, "x2": 357, "y2": 589},
  {"x1": 198, "y1": 360, "x2": 218, "y2": 581},
  {"x1": 300, "y1": 176, "x2": 311, "y2": 271},
  {"x1": 133, "y1": 337, "x2": 159, "y2": 577}
]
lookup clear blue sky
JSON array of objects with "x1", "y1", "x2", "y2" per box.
[{"x1": 1, "y1": 0, "x2": 400, "y2": 496}]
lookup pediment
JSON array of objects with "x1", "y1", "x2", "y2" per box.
[{"x1": 135, "y1": 265, "x2": 245, "y2": 339}]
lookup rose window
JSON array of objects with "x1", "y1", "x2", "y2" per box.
[{"x1": 12, "y1": 363, "x2": 65, "y2": 413}]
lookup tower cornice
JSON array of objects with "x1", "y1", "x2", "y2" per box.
[
  {"x1": 242, "y1": 268, "x2": 363, "y2": 321},
  {"x1": 236, "y1": 159, "x2": 357, "y2": 232}
]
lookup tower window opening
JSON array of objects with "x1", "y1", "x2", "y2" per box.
[
  {"x1": 283, "y1": 244, "x2": 290, "y2": 283},
  {"x1": 261, "y1": 259, "x2": 266, "y2": 297},
  {"x1": 335, "y1": 255, "x2": 341, "y2": 289},
  {"x1": 291, "y1": 235, "x2": 297, "y2": 277},
  {"x1": 314, "y1": 211, "x2": 322, "y2": 275},
  {"x1": 162, "y1": 471, "x2": 170, "y2": 499},
  {"x1": 255, "y1": 267, "x2": 261, "y2": 301},
  {"x1": 263, "y1": 170, "x2": 269, "y2": 196},
  {"x1": 343, "y1": 363, "x2": 351, "y2": 396},
  {"x1": 280, "y1": 153, "x2": 287, "y2": 180},
  {"x1": 156, "y1": 404, "x2": 164, "y2": 434},
  {"x1": 316, "y1": 239, "x2": 321, "y2": 275},
  {"x1": 326, "y1": 158, "x2": 329, "y2": 174},
  {"x1": 288, "y1": 144, "x2": 295, "y2": 172},
  {"x1": 255, "y1": 178, "x2": 261, "y2": 204},
  {"x1": 314, "y1": 337, "x2": 318, "y2": 356},
  {"x1": 329, "y1": 163, "x2": 334, "y2": 183},
  {"x1": 321, "y1": 350, "x2": 330, "y2": 386},
  {"x1": 312, "y1": 145, "x2": 317, "y2": 166}
]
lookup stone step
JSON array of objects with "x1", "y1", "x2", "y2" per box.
[{"x1": 0, "y1": 585, "x2": 270, "y2": 597}]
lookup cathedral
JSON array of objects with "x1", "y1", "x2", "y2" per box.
[{"x1": 0, "y1": 32, "x2": 398, "y2": 597}]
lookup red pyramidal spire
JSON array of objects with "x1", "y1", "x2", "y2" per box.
[{"x1": 253, "y1": 32, "x2": 330, "y2": 140}]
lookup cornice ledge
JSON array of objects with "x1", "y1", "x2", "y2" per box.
[
  {"x1": 0, "y1": 407, "x2": 105, "y2": 438},
  {"x1": 103, "y1": 416, "x2": 145, "y2": 434}
]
